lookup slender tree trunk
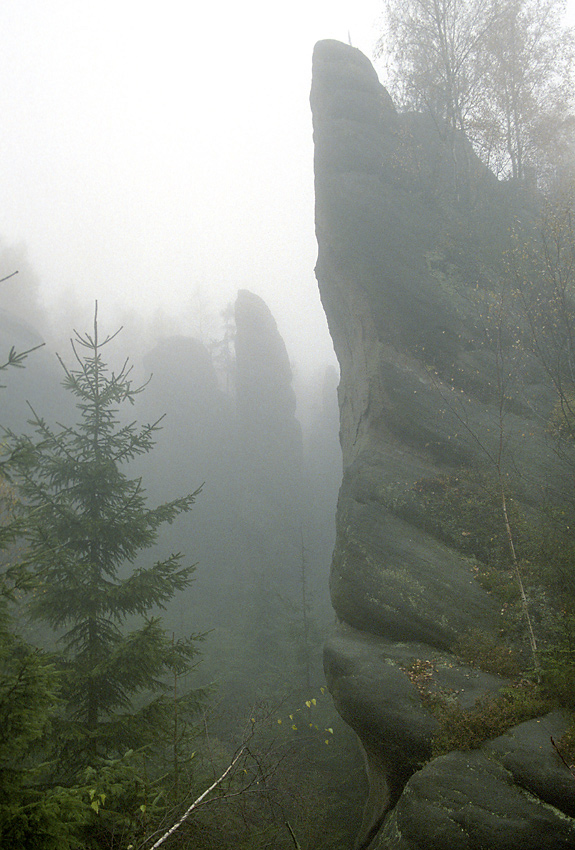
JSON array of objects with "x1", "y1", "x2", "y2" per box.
[{"x1": 494, "y1": 318, "x2": 539, "y2": 674}]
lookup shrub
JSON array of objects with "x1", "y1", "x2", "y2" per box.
[
  {"x1": 454, "y1": 629, "x2": 521, "y2": 678},
  {"x1": 430, "y1": 680, "x2": 551, "y2": 757}
]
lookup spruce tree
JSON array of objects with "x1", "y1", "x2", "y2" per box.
[
  {"x1": 8, "y1": 306, "x2": 203, "y2": 778},
  {"x1": 0, "y1": 335, "x2": 87, "y2": 849}
]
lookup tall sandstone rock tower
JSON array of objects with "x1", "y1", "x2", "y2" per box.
[{"x1": 311, "y1": 39, "x2": 575, "y2": 850}]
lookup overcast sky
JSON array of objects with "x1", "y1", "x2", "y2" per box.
[
  {"x1": 0, "y1": 0, "x2": 572, "y2": 378},
  {"x1": 0, "y1": 0, "x2": 383, "y2": 376}
]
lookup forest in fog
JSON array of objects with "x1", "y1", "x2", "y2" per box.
[{"x1": 0, "y1": 285, "x2": 368, "y2": 849}]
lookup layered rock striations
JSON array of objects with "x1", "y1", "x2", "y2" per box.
[{"x1": 311, "y1": 40, "x2": 575, "y2": 848}]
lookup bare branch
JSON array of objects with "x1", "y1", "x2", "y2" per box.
[{"x1": 143, "y1": 744, "x2": 247, "y2": 849}]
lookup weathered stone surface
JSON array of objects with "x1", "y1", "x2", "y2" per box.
[
  {"x1": 232, "y1": 290, "x2": 305, "y2": 597},
  {"x1": 139, "y1": 294, "x2": 314, "y2": 637},
  {"x1": 375, "y1": 749, "x2": 575, "y2": 850},
  {"x1": 311, "y1": 39, "x2": 575, "y2": 849},
  {"x1": 324, "y1": 622, "x2": 509, "y2": 823},
  {"x1": 331, "y1": 474, "x2": 499, "y2": 646},
  {"x1": 484, "y1": 712, "x2": 575, "y2": 817}
]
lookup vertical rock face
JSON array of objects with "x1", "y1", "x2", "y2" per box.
[
  {"x1": 141, "y1": 294, "x2": 306, "y2": 614},
  {"x1": 232, "y1": 289, "x2": 305, "y2": 604},
  {"x1": 311, "y1": 40, "x2": 575, "y2": 849},
  {"x1": 234, "y1": 288, "x2": 303, "y2": 495}
]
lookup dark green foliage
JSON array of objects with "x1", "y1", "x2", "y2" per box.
[
  {"x1": 519, "y1": 509, "x2": 575, "y2": 708},
  {"x1": 6, "y1": 308, "x2": 204, "y2": 783},
  {"x1": 0, "y1": 785, "x2": 88, "y2": 850},
  {"x1": 535, "y1": 513, "x2": 575, "y2": 609},
  {"x1": 0, "y1": 633, "x2": 57, "y2": 762},
  {"x1": 0, "y1": 631, "x2": 90, "y2": 850},
  {"x1": 0, "y1": 306, "x2": 360, "y2": 848},
  {"x1": 541, "y1": 615, "x2": 575, "y2": 710},
  {"x1": 0, "y1": 336, "x2": 91, "y2": 848}
]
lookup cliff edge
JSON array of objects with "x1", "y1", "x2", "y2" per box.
[{"x1": 311, "y1": 39, "x2": 575, "y2": 849}]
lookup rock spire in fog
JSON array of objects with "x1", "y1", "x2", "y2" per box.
[
  {"x1": 312, "y1": 38, "x2": 575, "y2": 850},
  {"x1": 234, "y1": 289, "x2": 302, "y2": 486}
]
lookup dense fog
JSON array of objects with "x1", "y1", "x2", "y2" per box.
[
  {"x1": 2, "y1": 1, "x2": 574, "y2": 847},
  {"x1": 1, "y1": 276, "x2": 342, "y2": 689}
]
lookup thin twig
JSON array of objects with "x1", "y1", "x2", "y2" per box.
[
  {"x1": 286, "y1": 820, "x2": 302, "y2": 850},
  {"x1": 551, "y1": 735, "x2": 575, "y2": 779},
  {"x1": 145, "y1": 745, "x2": 247, "y2": 849}
]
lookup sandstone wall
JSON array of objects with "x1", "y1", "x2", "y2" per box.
[{"x1": 311, "y1": 39, "x2": 575, "y2": 849}]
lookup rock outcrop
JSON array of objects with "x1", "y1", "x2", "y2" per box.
[
  {"x1": 233, "y1": 289, "x2": 305, "y2": 602},
  {"x1": 141, "y1": 292, "x2": 307, "y2": 623},
  {"x1": 311, "y1": 39, "x2": 575, "y2": 848},
  {"x1": 234, "y1": 288, "x2": 303, "y2": 491}
]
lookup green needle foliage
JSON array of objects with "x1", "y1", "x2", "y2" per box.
[
  {"x1": 7, "y1": 306, "x2": 203, "y2": 778},
  {"x1": 0, "y1": 336, "x2": 88, "y2": 849}
]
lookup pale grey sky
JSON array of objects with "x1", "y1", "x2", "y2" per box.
[
  {"x1": 0, "y1": 0, "x2": 572, "y2": 378},
  {"x1": 0, "y1": 0, "x2": 382, "y2": 375}
]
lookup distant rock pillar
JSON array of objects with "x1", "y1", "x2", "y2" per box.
[{"x1": 234, "y1": 288, "x2": 303, "y2": 507}]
